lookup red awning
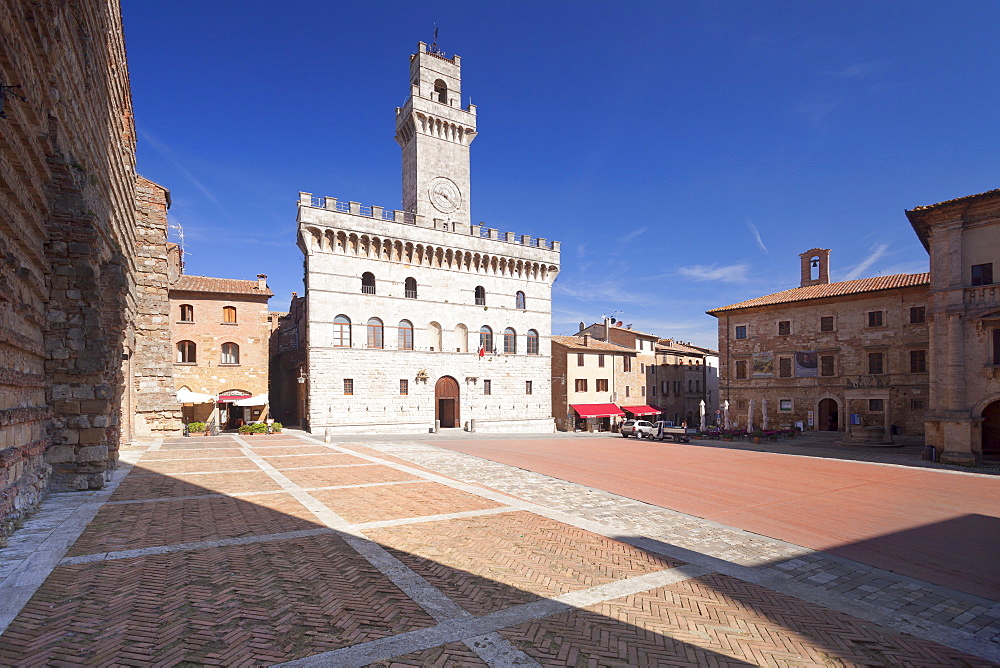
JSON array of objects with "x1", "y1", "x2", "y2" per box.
[
  {"x1": 622, "y1": 405, "x2": 661, "y2": 416},
  {"x1": 571, "y1": 403, "x2": 626, "y2": 418},
  {"x1": 218, "y1": 394, "x2": 251, "y2": 403}
]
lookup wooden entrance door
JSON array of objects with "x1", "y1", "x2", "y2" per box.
[
  {"x1": 818, "y1": 398, "x2": 839, "y2": 431},
  {"x1": 982, "y1": 401, "x2": 1000, "y2": 459},
  {"x1": 435, "y1": 376, "x2": 460, "y2": 428}
]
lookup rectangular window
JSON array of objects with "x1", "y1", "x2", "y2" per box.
[
  {"x1": 623, "y1": 357, "x2": 632, "y2": 372},
  {"x1": 577, "y1": 353, "x2": 585, "y2": 367},
  {"x1": 399, "y1": 379, "x2": 408, "y2": 395},
  {"x1": 625, "y1": 386, "x2": 630, "y2": 398},
  {"x1": 735, "y1": 325, "x2": 747, "y2": 339},
  {"x1": 910, "y1": 307, "x2": 926, "y2": 324},
  {"x1": 779, "y1": 399, "x2": 792, "y2": 411},
  {"x1": 344, "y1": 379, "x2": 353, "y2": 395},
  {"x1": 525, "y1": 380, "x2": 533, "y2": 395},
  {"x1": 972, "y1": 262, "x2": 994, "y2": 286},
  {"x1": 674, "y1": 380, "x2": 681, "y2": 394},
  {"x1": 820, "y1": 355, "x2": 835, "y2": 377},
  {"x1": 779, "y1": 357, "x2": 792, "y2": 378},
  {"x1": 820, "y1": 316, "x2": 834, "y2": 332},
  {"x1": 596, "y1": 379, "x2": 608, "y2": 392},
  {"x1": 737, "y1": 399, "x2": 747, "y2": 410},
  {"x1": 735, "y1": 360, "x2": 747, "y2": 379},
  {"x1": 574, "y1": 379, "x2": 587, "y2": 392},
  {"x1": 661, "y1": 381, "x2": 668, "y2": 394},
  {"x1": 912, "y1": 398, "x2": 925, "y2": 410},
  {"x1": 641, "y1": 386, "x2": 646, "y2": 396},
  {"x1": 868, "y1": 398, "x2": 884, "y2": 412},
  {"x1": 483, "y1": 379, "x2": 491, "y2": 395},
  {"x1": 778, "y1": 321, "x2": 791, "y2": 336},
  {"x1": 868, "y1": 352, "x2": 885, "y2": 375},
  {"x1": 651, "y1": 385, "x2": 657, "y2": 397},
  {"x1": 598, "y1": 354, "x2": 605, "y2": 367},
  {"x1": 910, "y1": 349, "x2": 927, "y2": 373},
  {"x1": 640, "y1": 363, "x2": 645, "y2": 373},
  {"x1": 868, "y1": 311, "x2": 884, "y2": 327}
]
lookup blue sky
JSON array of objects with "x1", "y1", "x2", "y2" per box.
[{"x1": 122, "y1": 1, "x2": 999, "y2": 349}]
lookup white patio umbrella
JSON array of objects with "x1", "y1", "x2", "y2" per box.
[
  {"x1": 762, "y1": 399, "x2": 769, "y2": 430},
  {"x1": 747, "y1": 398, "x2": 755, "y2": 432},
  {"x1": 176, "y1": 388, "x2": 215, "y2": 404},
  {"x1": 699, "y1": 399, "x2": 706, "y2": 432},
  {"x1": 723, "y1": 400, "x2": 730, "y2": 429},
  {"x1": 234, "y1": 393, "x2": 268, "y2": 407}
]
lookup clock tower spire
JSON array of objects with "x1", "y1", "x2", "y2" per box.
[{"x1": 395, "y1": 41, "x2": 477, "y2": 227}]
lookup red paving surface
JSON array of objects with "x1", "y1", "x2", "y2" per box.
[{"x1": 430, "y1": 437, "x2": 1000, "y2": 600}]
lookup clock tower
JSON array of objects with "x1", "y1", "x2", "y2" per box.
[{"x1": 395, "y1": 41, "x2": 477, "y2": 227}]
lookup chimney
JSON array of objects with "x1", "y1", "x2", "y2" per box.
[
  {"x1": 582, "y1": 334, "x2": 589, "y2": 347},
  {"x1": 257, "y1": 273, "x2": 268, "y2": 291},
  {"x1": 604, "y1": 317, "x2": 611, "y2": 341}
]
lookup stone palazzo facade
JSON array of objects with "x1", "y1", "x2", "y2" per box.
[
  {"x1": 297, "y1": 43, "x2": 559, "y2": 435},
  {"x1": 0, "y1": 0, "x2": 180, "y2": 535}
]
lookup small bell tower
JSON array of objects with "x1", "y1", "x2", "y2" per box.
[
  {"x1": 394, "y1": 41, "x2": 477, "y2": 226},
  {"x1": 799, "y1": 248, "x2": 831, "y2": 287}
]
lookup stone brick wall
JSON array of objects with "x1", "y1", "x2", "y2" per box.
[
  {"x1": 0, "y1": 0, "x2": 160, "y2": 533},
  {"x1": 131, "y1": 177, "x2": 182, "y2": 438}
]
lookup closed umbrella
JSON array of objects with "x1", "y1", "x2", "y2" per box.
[
  {"x1": 747, "y1": 398, "x2": 754, "y2": 432},
  {"x1": 723, "y1": 400, "x2": 730, "y2": 429},
  {"x1": 699, "y1": 399, "x2": 706, "y2": 432},
  {"x1": 762, "y1": 399, "x2": 768, "y2": 430}
]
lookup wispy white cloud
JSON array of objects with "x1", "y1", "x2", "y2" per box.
[
  {"x1": 138, "y1": 128, "x2": 229, "y2": 217},
  {"x1": 747, "y1": 219, "x2": 767, "y2": 253},
  {"x1": 827, "y1": 59, "x2": 892, "y2": 80},
  {"x1": 576, "y1": 243, "x2": 587, "y2": 258},
  {"x1": 844, "y1": 243, "x2": 890, "y2": 280},
  {"x1": 677, "y1": 263, "x2": 751, "y2": 284},
  {"x1": 555, "y1": 280, "x2": 655, "y2": 305},
  {"x1": 793, "y1": 92, "x2": 843, "y2": 129}
]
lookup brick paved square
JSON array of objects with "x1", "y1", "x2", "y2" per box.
[
  {"x1": 139, "y1": 448, "x2": 246, "y2": 460},
  {"x1": 261, "y1": 453, "x2": 371, "y2": 468},
  {"x1": 110, "y1": 471, "x2": 282, "y2": 501},
  {"x1": 499, "y1": 573, "x2": 994, "y2": 666},
  {"x1": 132, "y1": 457, "x2": 255, "y2": 475},
  {"x1": 280, "y1": 464, "x2": 420, "y2": 489},
  {"x1": 0, "y1": 535, "x2": 437, "y2": 666},
  {"x1": 247, "y1": 445, "x2": 339, "y2": 456},
  {"x1": 67, "y1": 492, "x2": 319, "y2": 556},
  {"x1": 370, "y1": 641, "x2": 488, "y2": 666},
  {"x1": 311, "y1": 481, "x2": 505, "y2": 524},
  {"x1": 365, "y1": 511, "x2": 683, "y2": 615}
]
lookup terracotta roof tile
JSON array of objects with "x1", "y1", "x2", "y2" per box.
[
  {"x1": 707, "y1": 273, "x2": 929, "y2": 315},
  {"x1": 171, "y1": 275, "x2": 273, "y2": 297},
  {"x1": 657, "y1": 340, "x2": 718, "y2": 356},
  {"x1": 907, "y1": 188, "x2": 1000, "y2": 212},
  {"x1": 551, "y1": 335, "x2": 636, "y2": 353},
  {"x1": 585, "y1": 322, "x2": 659, "y2": 339}
]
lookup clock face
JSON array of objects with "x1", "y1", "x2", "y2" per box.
[{"x1": 429, "y1": 177, "x2": 462, "y2": 213}]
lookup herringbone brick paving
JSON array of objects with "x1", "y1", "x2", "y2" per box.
[
  {"x1": 0, "y1": 536, "x2": 437, "y2": 666},
  {"x1": 141, "y1": 447, "x2": 246, "y2": 460},
  {"x1": 311, "y1": 481, "x2": 505, "y2": 524},
  {"x1": 259, "y1": 452, "x2": 371, "y2": 468},
  {"x1": 365, "y1": 511, "x2": 684, "y2": 616},
  {"x1": 1, "y1": 432, "x2": 995, "y2": 666},
  {"x1": 501, "y1": 573, "x2": 993, "y2": 666},
  {"x1": 129, "y1": 456, "x2": 255, "y2": 474},
  {"x1": 66, "y1": 492, "x2": 317, "y2": 556}
]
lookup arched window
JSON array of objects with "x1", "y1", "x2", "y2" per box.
[
  {"x1": 515, "y1": 291, "x2": 526, "y2": 310},
  {"x1": 427, "y1": 321, "x2": 442, "y2": 351},
  {"x1": 404, "y1": 277, "x2": 417, "y2": 299},
  {"x1": 333, "y1": 314, "x2": 351, "y2": 347},
  {"x1": 503, "y1": 327, "x2": 517, "y2": 354},
  {"x1": 454, "y1": 323, "x2": 469, "y2": 353},
  {"x1": 434, "y1": 79, "x2": 448, "y2": 104},
  {"x1": 367, "y1": 317, "x2": 383, "y2": 348},
  {"x1": 479, "y1": 326, "x2": 493, "y2": 353},
  {"x1": 176, "y1": 340, "x2": 196, "y2": 363},
  {"x1": 221, "y1": 342, "x2": 240, "y2": 364},
  {"x1": 361, "y1": 272, "x2": 376, "y2": 295},
  {"x1": 398, "y1": 320, "x2": 413, "y2": 350},
  {"x1": 475, "y1": 286, "x2": 486, "y2": 306},
  {"x1": 223, "y1": 306, "x2": 237, "y2": 323},
  {"x1": 527, "y1": 329, "x2": 539, "y2": 355},
  {"x1": 179, "y1": 304, "x2": 194, "y2": 322}
]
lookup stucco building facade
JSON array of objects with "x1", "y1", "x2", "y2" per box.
[
  {"x1": 298, "y1": 42, "x2": 559, "y2": 434},
  {"x1": 551, "y1": 335, "x2": 637, "y2": 431}
]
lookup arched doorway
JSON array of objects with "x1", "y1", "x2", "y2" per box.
[
  {"x1": 435, "y1": 376, "x2": 460, "y2": 428},
  {"x1": 818, "y1": 398, "x2": 839, "y2": 431},
  {"x1": 982, "y1": 400, "x2": 1000, "y2": 460}
]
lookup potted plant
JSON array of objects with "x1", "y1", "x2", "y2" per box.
[
  {"x1": 251, "y1": 423, "x2": 268, "y2": 435},
  {"x1": 750, "y1": 430, "x2": 765, "y2": 444},
  {"x1": 237, "y1": 424, "x2": 254, "y2": 436},
  {"x1": 270, "y1": 422, "x2": 283, "y2": 433},
  {"x1": 186, "y1": 422, "x2": 207, "y2": 436}
]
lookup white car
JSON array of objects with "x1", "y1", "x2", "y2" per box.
[{"x1": 620, "y1": 419, "x2": 654, "y2": 438}]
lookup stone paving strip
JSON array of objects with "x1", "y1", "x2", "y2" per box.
[
  {"x1": 342, "y1": 437, "x2": 1000, "y2": 662},
  {"x1": 1, "y1": 432, "x2": 996, "y2": 665}
]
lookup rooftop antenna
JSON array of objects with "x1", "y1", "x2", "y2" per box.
[
  {"x1": 429, "y1": 25, "x2": 442, "y2": 54},
  {"x1": 169, "y1": 222, "x2": 189, "y2": 268}
]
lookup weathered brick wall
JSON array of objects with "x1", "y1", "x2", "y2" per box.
[
  {"x1": 0, "y1": 0, "x2": 158, "y2": 533},
  {"x1": 132, "y1": 177, "x2": 182, "y2": 438}
]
